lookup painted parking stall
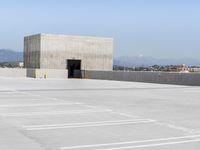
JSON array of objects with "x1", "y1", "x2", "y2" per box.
[{"x1": 0, "y1": 78, "x2": 200, "y2": 150}]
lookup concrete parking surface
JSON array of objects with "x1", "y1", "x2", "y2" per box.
[{"x1": 0, "y1": 77, "x2": 200, "y2": 150}]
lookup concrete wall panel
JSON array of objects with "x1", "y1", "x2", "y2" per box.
[
  {"x1": 0, "y1": 68, "x2": 26, "y2": 78},
  {"x1": 24, "y1": 33, "x2": 113, "y2": 71},
  {"x1": 26, "y1": 69, "x2": 68, "y2": 79},
  {"x1": 83, "y1": 70, "x2": 200, "y2": 86},
  {"x1": 0, "y1": 68, "x2": 67, "y2": 79},
  {"x1": 40, "y1": 34, "x2": 113, "y2": 70},
  {"x1": 24, "y1": 34, "x2": 41, "y2": 68}
]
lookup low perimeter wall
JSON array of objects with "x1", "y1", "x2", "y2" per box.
[
  {"x1": 1, "y1": 68, "x2": 200, "y2": 86},
  {"x1": 83, "y1": 70, "x2": 200, "y2": 86},
  {"x1": 0, "y1": 68, "x2": 26, "y2": 78},
  {"x1": 26, "y1": 69, "x2": 68, "y2": 79},
  {"x1": 0, "y1": 68, "x2": 68, "y2": 79}
]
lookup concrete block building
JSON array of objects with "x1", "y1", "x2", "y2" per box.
[{"x1": 24, "y1": 33, "x2": 113, "y2": 78}]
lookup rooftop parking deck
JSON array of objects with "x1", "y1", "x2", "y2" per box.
[{"x1": 0, "y1": 77, "x2": 200, "y2": 150}]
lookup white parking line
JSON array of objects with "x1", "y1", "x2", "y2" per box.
[
  {"x1": 23, "y1": 119, "x2": 154, "y2": 128},
  {"x1": 111, "y1": 111, "x2": 200, "y2": 134},
  {"x1": 0, "y1": 109, "x2": 112, "y2": 117},
  {"x1": 24, "y1": 119, "x2": 156, "y2": 130},
  {"x1": 60, "y1": 134, "x2": 200, "y2": 149},
  {"x1": 0, "y1": 102, "x2": 80, "y2": 108},
  {"x1": 0, "y1": 88, "x2": 79, "y2": 104},
  {"x1": 155, "y1": 122, "x2": 200, "y2": 134},
  {"x1": 97, "y1": 139, "x2": 200, "y2": 150}
]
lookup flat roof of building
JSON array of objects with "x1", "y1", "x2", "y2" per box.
[
  {"x1": 24, "y1": 33, "x2": 113, "y2": 41},
  {"x1": 0, "y1": 77, "x2": 200, "y2": 150}
]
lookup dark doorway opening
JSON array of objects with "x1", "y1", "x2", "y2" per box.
[{"x1": 67, "y1": 59, "x2": 81, "y2": 78}]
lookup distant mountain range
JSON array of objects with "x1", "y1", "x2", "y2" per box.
[
  {"x1": 114, "y1": 56, "x2": 200, "y2": 67},
  {"x1": 0, "y1": 49, "x2": 23, "y2": 62},
  {"x1": 0, "y1": 49, "x2": 200, "y2": 66}
]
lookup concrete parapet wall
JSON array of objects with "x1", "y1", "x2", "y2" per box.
[
  {"x1": 0, "y1": 68, "x2": 68, "y2": 79},
  {"x1": 0, "y1": 68, "x2": 26, "y2": 78},
  {"x1": 83, "y1": 70, "x2": 200, "y2": 86},
  {"x1": 1, "y1": 68, "x2": 199, "y2": 86},
  {"x1": 26, "y1": 69, "x2": 68, "y2": 79}
]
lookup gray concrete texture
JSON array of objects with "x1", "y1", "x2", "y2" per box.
[
  {"x1": 24, "y1": 33, "x2": 113, "y2": 70},
  {"x1": 0, "y1": 68, "x2": 26, "y2": 78},
  {"x1": 24, "y1": 34, "x2": 41, "y2": 68},
  {"x1": 83, "y1": 70, "x2": 200, "y2": 86},
  {"x1": 0, "y1": 78, "x2": 200, "y2": 150},
  {"x1": 1, "y1": 68, "x2": 200, "y2": 86},
  {"x1": 26, "y1": 68, "x2": 68, "y2": 79},
  {"x1": 0, "y1": 68, "x2": 68, "y2": 79}
]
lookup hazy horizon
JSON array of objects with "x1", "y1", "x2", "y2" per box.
[{"x1": 0, "y1": 0, "x2": 200, "y2": 59}]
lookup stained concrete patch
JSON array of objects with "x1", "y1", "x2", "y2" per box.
[{"x1": 0, "y1": 118, "x2": 44, "y2": 150}]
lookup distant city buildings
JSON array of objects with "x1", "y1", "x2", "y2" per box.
[
  {"x1": 189, "y1": 67, "x2": 200, "y2": 72},
  {"x1": 114, "y1": 64, "x2": 200, "y2": 73},
  {"x1": 19, "y1": 62, "x2": 24, "y2": 68}
]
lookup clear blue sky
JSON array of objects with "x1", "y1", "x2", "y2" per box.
[{"x1": 0, "y1": 0, "x2": 200, "y2": 59}]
